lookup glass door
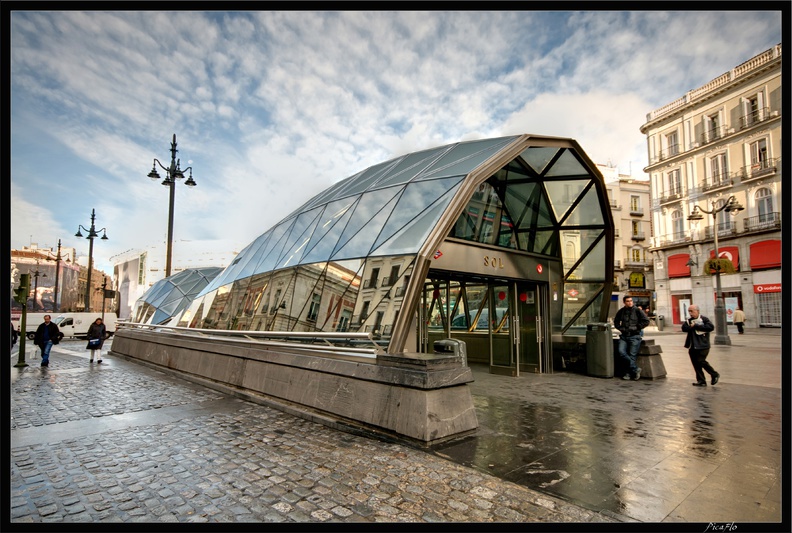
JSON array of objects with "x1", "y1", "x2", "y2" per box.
[
  {"x1": 489, "y1": 284, "x2": 515, "y2": 376},
  {"x1": 516, "y1": 282, "x2": 541, "y2": 373}
]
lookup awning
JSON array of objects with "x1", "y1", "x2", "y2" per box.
[
  {"x1": 667, "y1": 253, "x2": 691, "y2": 278},
  {"x1": 708, "y1": 245, "x2": 739, "y2": 270},
  {"x1": 749, "y1": 240, "x2": 781, "y2": 270}
]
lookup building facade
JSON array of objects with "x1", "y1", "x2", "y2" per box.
[
  {"x1": 600, "y1": 165, "x2": 653, "y2": 318},
  {"x1": 641, "y1": 44, "x2": 782, "y2": 328},
  {"x1": 10, "y1": 244, "x2": 82, "y2": 317}
]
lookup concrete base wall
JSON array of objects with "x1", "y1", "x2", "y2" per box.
[{"x1": 109, "y1": 329, "x2": 478, "y2": 445}]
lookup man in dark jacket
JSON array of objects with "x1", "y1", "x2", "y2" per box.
[
  {"x1": 33, "y1": 315, "x2": 62, "y2": 367},
  {"x1": 613, "y1": 296, "x2": 650, "y2": 380},
  {"x1": 681, "y1": 304, "x2": 719, "y2": 386}
]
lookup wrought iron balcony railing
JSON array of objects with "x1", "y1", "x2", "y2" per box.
[{"x1": 743, "y1": 212, "x2": 781, "y2": 232}]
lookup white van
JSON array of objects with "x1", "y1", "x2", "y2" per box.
[
  {"x1": 16, "y1": 313, "x2": 51, "y2": 339},
  {"x1": 51, "y1": 312, "x2": 118, "y2": 339}
]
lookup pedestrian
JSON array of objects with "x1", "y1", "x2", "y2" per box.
[
  {"x1": 86, "y1": 317, "x2": 106, "y2": 363},
  {"x1": 11, "y1": 322, "x2": 18, "y2": 348},
  {"x1": 33, "y1": 314, "x2": 62, "y2": 367},
  {"x1": 733, "y1": 307, "x2": 746, "y2": 334},
  {"x1": 613, "y1": 296, "x2": 649, "y2": 380},
  {"x1": 682, "y1": 304, "x2": 719, "y2": 387}
]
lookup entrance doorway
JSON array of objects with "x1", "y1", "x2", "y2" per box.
[{"x1": 421, "y1": 276, "x2": 549, "y2": 375}]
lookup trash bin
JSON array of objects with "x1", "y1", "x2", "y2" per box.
[
  {"x1": 434, "y1": 338, "x2": 467, "y2": 366},
  {"x1": 656, "y1": 315, "x2": 664, "y2": 331},
  {"x1": 586, "y1": 323, "x2": 614, "y2": 378}
]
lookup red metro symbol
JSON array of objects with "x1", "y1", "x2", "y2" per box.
[{"x1": 536, "y1": 264, "x2": 543, "y2": 274}]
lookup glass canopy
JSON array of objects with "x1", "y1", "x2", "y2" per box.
[
  {"x1": 131, "y1": 267, "x2": 223, "y2": 326},
  {"x1": 167, "y1": 135, "x2": 613, "y2": 355}
]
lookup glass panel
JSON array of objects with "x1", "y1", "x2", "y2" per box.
[
  {"x1": 563, "y1": 286, "x2": 605, "y2": 329},
  {"x1": 544, "y1": 148, "x2": 590, "y2": 177},
  {"x1": 371, "y1": 194, "x2": 454, "y2": 257},
  {"x1": 292, "y1": 171, "x2": 361, "y2": 215},
  {"x1": 245, "y1": 220, "x2": 296, "y2": 277},
  {"x1": 201, "y1": 231, "x2": 271, "y2": 294},
  {"x1": 330, "y1": 187, "x2": 403, "y2": 260},
  {"x1": 276, "y1": 207, "x2": 323, "y2": 269},
  {"x1": 332, "y1": 159, "x2": 398, "y2": 199},
  {"x1": 371, "y1": 146, "x2": 450, "y2": 190},
  {"x1": 560, "y1": 184, "x2": 605, "y2": 226},
  {"x1": 566, "y1": 237, "x2": 606, "y2": 281},
  {"x1": 518, "y1": 229, "x2": 558, "y2": 255},
  {"x1": 519, "y1": 146, "x2": 560, "y2": 175},
  {"x1": 499, "y1": 159, "x2": 535, "y2": 181},
  {"x1": 371, "y1": 177, "x2": 463, "y2": 252},
  {"x1": 561, "y1": 282, "x2": 604, "y2": 330},
  {"x1": 559, "y1": 229, "x2": 604, "y2": 277},
  {"x1": 490, "y1": 284, "x2": 512, "y2": 367},
  {"x1": 418, "y1": 137, "x2": 517, "y2": 180},
  {"x1": 298, "y1": 198, "x2": 356, "y2": 265},
  {"x1": 544, "y1": 179, "x2": 589, "y2": 222},
  {"x1": 504, "y1": 181, "x2": 555, "y2": 230}
]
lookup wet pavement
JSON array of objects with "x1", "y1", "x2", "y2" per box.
[{"x1": 6, "y1": 327, "x2": 786, "y2": 528}]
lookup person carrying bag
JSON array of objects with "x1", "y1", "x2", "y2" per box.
[{"x1": 86, "y1": 317, "x2": 107, "y2": 364}]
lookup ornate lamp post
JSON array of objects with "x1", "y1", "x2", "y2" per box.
[
  {"x1": 147, "y1": 134, "x2": 197, "y2": 278},
  {"x1": 49, "y1": 239, "x2": 69, "y2": 313},
  {"x1": 30, "y1": 260, "x2": 47, "y2": 311},
  {"x1": 687, "y1": 195, "x2": 744, "y2": 345},
  {"x1": 75, "y1": 209, "x2": 109, "y2": 312}
]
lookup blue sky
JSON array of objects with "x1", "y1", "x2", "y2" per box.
[{"x1": 8, "y1": 9, "x2": 783, "y2": 274}]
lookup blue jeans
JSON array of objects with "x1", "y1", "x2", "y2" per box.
[
  {"x1": 618, "y1": 334, "x2": 642, "y2": 377},
  {"x1": 41, "y1": 340, "x2": 53, "y2": 364}
]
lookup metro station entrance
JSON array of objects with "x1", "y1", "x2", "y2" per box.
[{"x1": 420, "y1": 274, "x2": 550, "y2": 375}]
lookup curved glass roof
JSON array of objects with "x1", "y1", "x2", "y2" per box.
[
  {"x1": 132, "y1": 267, "x2": 223, "y2": 325},
  {"x1": 200, "y1": 136, "x2": 520, "y2": 295}
]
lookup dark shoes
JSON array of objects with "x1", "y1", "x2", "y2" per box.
[
  {"x1": 692, "y1": 381, "x2": 707, "y2": 387},
  {"x1": 40, "y1": 361, "x2": 48, "y2": 367},
  {"x1": 711, "y1": 373, "x2": 720, "y2": 385},
  {"x1": 97, "y1": 359, "x2": 102, "y2": 364}
]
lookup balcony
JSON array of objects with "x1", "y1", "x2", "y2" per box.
[
  {"x1": 657, "y1": 144, "x2": 680, "y2": 162},
  {"x1": 743, "y1": 212, "x2": 781, "y2": 233},
  {"x1": 704, "y1": 222, "x2": 736, "y2": 240},
  {"x1": 631, "y1": 232, "x2": 646, "y2": 241},
  {"x1": 742, "y1": 157, "x2": 780, "y2": 182},
  {"x1": 700, "y1": 174, "x2": 734, "y2": 192},
  {"x1": 624, "y1": 259, "x2": 650, "y2": 268},
  {"x1": 659, "y1": 232, "x2": 690, "y2": 246},
  {"x1": 659, "y1": 186, "x2": 684, "y2": 205},
  {"x1": 700, "y1": 125, "x2": 727, "y2": 145},
  {"x1": 629, "y1": 207, "x2": 644, "y2": 217},
  {"x1": 363, "y1": 279, "x2": 378, "y2": 289},
  {"x1": 739, "y1": 107, "x2": 771, "y2": 129},
  {"x1": 609, "y1": 200, "x2": 620, "y2": 210},
  {"x1": 614, "y1": 228, "x2": 620, "y2": 238},
  {"x1": 614, "y1": 260, "x2": 621, "y2": 270}
]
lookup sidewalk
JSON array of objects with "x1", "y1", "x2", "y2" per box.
[{"x1": 7, "y1": 334, "x2": 786, "y2": 528}]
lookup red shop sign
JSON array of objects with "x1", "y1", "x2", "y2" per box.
[{"x1": 754, "y1": 284, "x2": 781, "y2": 293}]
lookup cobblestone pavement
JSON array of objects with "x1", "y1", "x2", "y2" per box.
[{"x1": 9, "y1": 342, "x2": 617, "y2": 525}]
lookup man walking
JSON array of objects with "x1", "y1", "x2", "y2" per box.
[
  {"x1": 33, "y1": 315, "x2": 62, "y2": 367},
  {"x1": 613, "y1": 296, "x2": 649, "y2": 380},
  {"x1": 682, "y1": 304, "x2": 720, "y2": 386}
]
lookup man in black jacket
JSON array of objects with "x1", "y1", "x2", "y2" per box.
[
  {"x1": 33, "y1": 315, "x2": 62, "y2": 367},
  {"x1": 681, "y1": 304, "x2": 719, "y2": 386},
  {"x1": 613, "y1": 296, "x2": 650, "y2": 380}
]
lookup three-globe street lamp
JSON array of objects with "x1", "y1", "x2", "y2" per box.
[
  {"x1": 75, "y1": 209, "x2": 109, "y2": 313},
  {"x1": 147, "y1": 134, "x2": 197, "y2": 278},
  {"x1": 687, "y1": 195, "x2": 744, "y2": 345}
]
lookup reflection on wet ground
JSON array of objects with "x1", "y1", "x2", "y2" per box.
[{"x1": 431, "y1": 363, "x2": 782, "y2": 523}]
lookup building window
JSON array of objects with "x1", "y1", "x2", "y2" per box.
[
  {"x1": 630, "y1": 195, "x2": 640, "y2": 212},
  {"x1": 366, "y1": 268, "x2": 380, "y2": 289},
  {"x1": 709, "y1": 153, "x2": 728, "y2": 183},
  {"x1": 138, "y1": 252, "x2": 147, "y2": 285},
  {"x1": 714, "y1": 199, "x2": 729, "y2": 233},
  {"x1": 741, "y1": 93, "x2": 765, "y2": 128},
  {"x1": 336, "y1": 310, "x2": 352, "y2": 332},
  {"x1": 704, "y1": 112, "x2": 721, "y2": 142},
  {"x1": 360, "y1": 301, "x2": 370, "y2": 322},
  {"x1": 307, "y1": 293, "x2": 321, "y2": 321},
  {"x1": 384, "y1": 264, "x2": 400, "y2": 287},
  {"x1": 668, "y1": 169, "x2": 681, "y2": 195},
  {"x1": 756, "y1": 188, "x2": 774, "y2": 221},
  {"x1": 632, "y1": 220, "x2": 640, "y2": 236},
  {"x1": 666, "y1": 131, "x2": 679, "y2": 157},
  {"x1": 631, "y1": 249, "x2": 642, "y2": 263},
  {"x1": 672, "y1": 210, "x2": 684, "y2": 239},
  {"x1": 750, "y1": 138, "x2": 768, "y2": 169}
]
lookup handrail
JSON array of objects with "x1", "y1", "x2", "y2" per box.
[{"x1": 116, "y1": 321, "x2": 385, "y2": 357}]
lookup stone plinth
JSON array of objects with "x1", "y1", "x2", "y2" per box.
[{"x1": 109, "y1": 329, "x2": 478, "y2": 445}]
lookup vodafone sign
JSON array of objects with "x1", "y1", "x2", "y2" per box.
[{"x1": 754, "y1": 283, "x2": 781, "y2": 293}]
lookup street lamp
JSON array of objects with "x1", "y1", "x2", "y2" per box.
[
  {"x1": 31, "y1": 260, "x2": 47, "y2": 311},
  {"x1": 50, "y1": 239, "x2": 70, "y2": 313},
  {"x1": 75, "y1": 208, "x2": 109, "y2": 312},
  {"x1": 687, "y1": 195, "x2": 744, "y2": 345},
  {"x1": 147, "y1": 134, "x2": 197, "y2": 278}
]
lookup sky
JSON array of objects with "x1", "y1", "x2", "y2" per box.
[{"x1": 7, "y1": 9, "x2": 783, "y2": 275}]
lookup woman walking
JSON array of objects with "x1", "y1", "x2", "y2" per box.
[{"x1": 86, "y1": 317, "x2": 107, "y2": 363}]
